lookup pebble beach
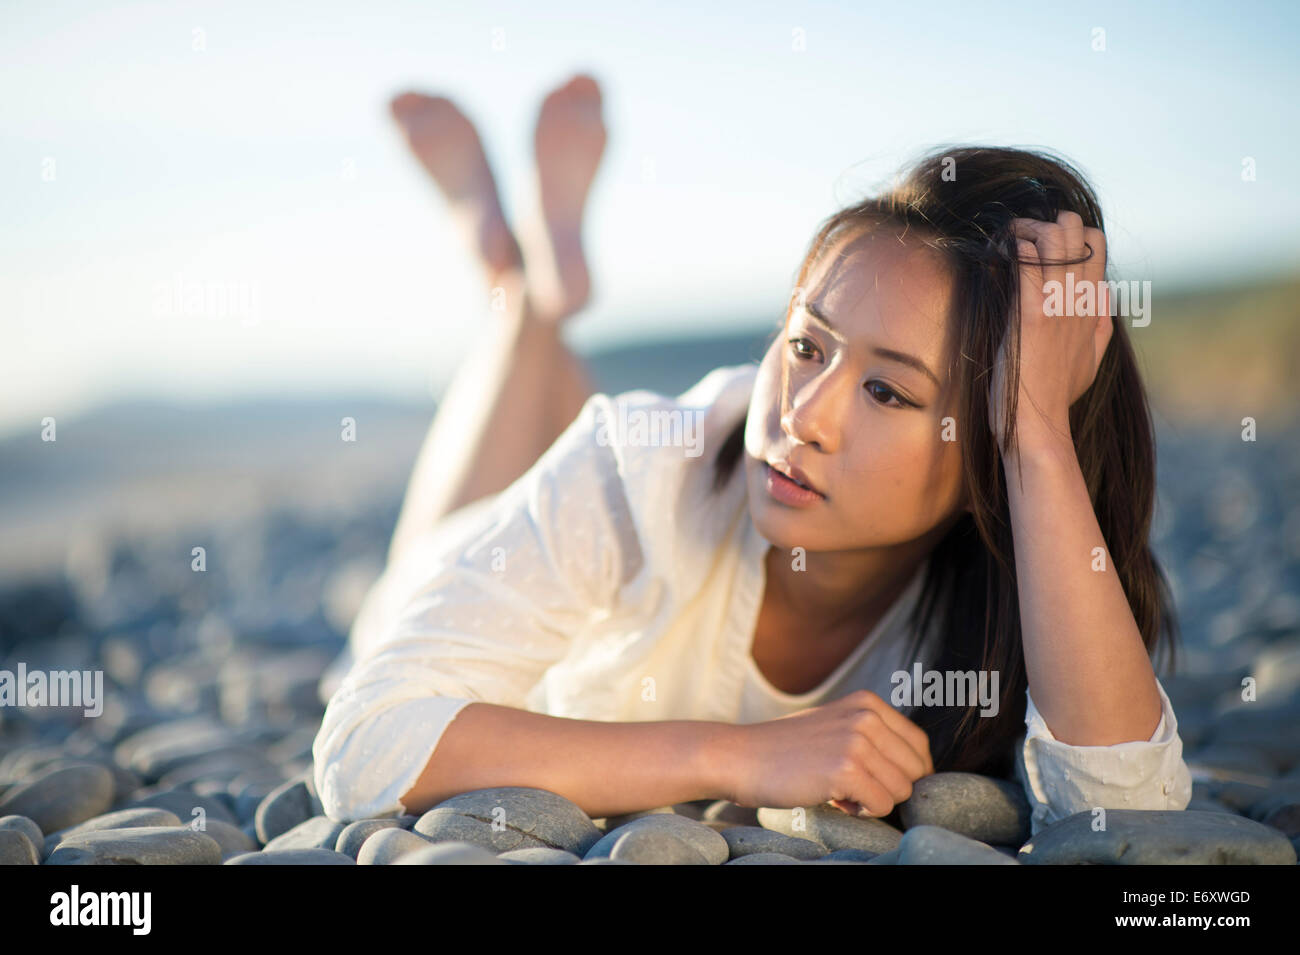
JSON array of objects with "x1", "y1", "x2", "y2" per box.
[{"x1": 1, "y1": 388, "x2": 1298, "y2": 865}]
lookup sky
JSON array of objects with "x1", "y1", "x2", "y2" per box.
[{"x1": 2, "y1": 0, "x2": 1298, "y2": 438}]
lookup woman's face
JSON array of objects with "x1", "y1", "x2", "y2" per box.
[{"x1": 743, "y1": 227, "x2": 968, "y2": 553}]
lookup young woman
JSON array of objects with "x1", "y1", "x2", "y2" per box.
[{"x1": 313, "y1": 74, "x2": 1193, "y2": 837}]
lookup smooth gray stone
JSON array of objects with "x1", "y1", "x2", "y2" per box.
[
  {"x1": 394, "y1": 842, "x2": 509, "y2": 865},
  {"x1": 721, "y1": 826, "x2": 826, "y2": 860},
  {"x1": 1019, "y1": 809, "x2": 1299, "y2": 865},
  {"x1": 16, "y1": 755, "x2": 141, "y2": 807},
  {"x1": 758, "y1": 805, "x2": 904, "y2": 853},
  {"x1": 608, "y1": 827, "x2": 712, "y2": 864},
  {"x1": 335, "y1": 818, "x2": 405, "y2": 859},
  {"x1": 1245, "y1": 782, "x2": 1300, "y2": 823},
  {"x1": 225, "y1": 849, "x2": 355, "y2": 865},
  {"x1": 702, "y1": 801, "x2": 761, "y2": 827},
  {"x1": 1201, "y1": 780, "x2": 1274, "y2": 814},
  {"x1": 415, "y1": 787, "x2": 602, "y2": 856},
  {"x1": 0, "y1": 829, "x2": 39, "y2": 865},
  {"x1": 45, "y1": 826, "x2": 223, "y2": 865},
  {"x1": 1262, "y1": 803, "x2": 1300, "y2": 838},
  {"x1": 1186, "y1": 797, "x2": 1238, "y2": 816},
  {"x1": 44, "y1": 807, "x2": 182, "y2": 856},
  {"x1": 585, "y1": 814, "x2": 729, "y2": 864},
  {"x1": 197, "y1": 819, "x2": 256, "y2": 857},
  {"x1": 866, "y1": 848, "x2": 900, "y2": 865},
  {"x1": 128, "y1": 789, "x2": 239, "y2": 827},
  {"x1": 815, "y1": 848, "x2": 880, "y2": 863},
  {"x1": 601, "y1": 806, "x2": 677, "y2": 830},
  {"x1": 1186, "y1": 743, "x2": 1279, "y2": 778},
  {"x1": 356, "y1": 828, "x2": 435, "y2": 865},
  {"x1": 497, "y1": 847, "x2": 581, "y2": 865},
  {"x1": 0, "y1": 814, "x2": 44, "y2": 850},
  {"x1": 898, "y1": 825, "x2": 1021, "y2": 865},
  {"x1": 725, "y1": 852, "x2": 803, "y2": 865},
  {"x1": 157, "y1": 751, "x2": 274, "y2": 791},
  {"x1": 263, "y1": 815, "x2": 345, "y2": 852},
  {"x1": 0, "y1": 763, "x2": 114, "y2": 833},
  {"x1": 670, "y1": 800, "x2": 713, "y2": 820},
  {"x1": 114, "y1": 718, "x2": 246, "y2": 780},
  {"x1": 254, "y1": 777, "x2": 317, "y2": 845},
  {"x1": 898, "y1": 772, "x2": 1032, "y2": 845},
  {"x1": 575, "y1": 857, "x2": 639, "y2": 865}
]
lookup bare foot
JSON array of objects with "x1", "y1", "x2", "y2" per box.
[
  {"x1": 390, "y1": 91, "x2": 523, "y2": 287},
  {"x1": 522, "y1": 74, "x2": 607, "y2": 325}
]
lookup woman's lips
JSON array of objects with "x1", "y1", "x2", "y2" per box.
[{"x1": 764, "y1": 461, "x2": 825, "y2": 506}]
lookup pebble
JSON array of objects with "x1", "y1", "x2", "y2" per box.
[
  {"x1": 721, "y1": 826, "x2": 826, "y2": 861},
  {"x1": 0, "y1": 814, "x2": 44, "y2": 849},
  {"x1": 1261, "y1": 803, "x2": 1300, "y2": 838},
  {"x1": 898, "y1": 772, "x2": 1032, "y2": 846},
  {"x1": 1019, "y1": 809, "x2": 1299, "y2": 865},
  {"x1": 702, "y1": 801, "x2": 761, "y2": 827},
  {"x1": 497, "y1": 847, "x2": 582, "y2": 865},
  {"x1": 394, "y1": 842, "x2": 508, "y2": 865},
  {"x1": 197, "y1": 819, "x2": 257, "y2": 858},
  {"x1": 356, "y1": 828, "x2": 435, "y2": 865},
  {"x1": 585, "y1": 813, "x2": 729, "y2": 864},
  {"x1": 414, "y1": 787, "x2": 603, "y2": 856},
  {"x1": 254, "y1": 777, "x2": 319, "y2": 844},
  {"x1": 128, "y1": 789, "x2": 239, "y2": 827},
  {"x1": 0, "y1": 829, "x2": 39, "y2": 865},
  {"x1": 866, "y1": 848, "x2": 900, "y2": 865},
  {"x1": 601, "y1": 806, "x2": 676, "y2": 830},
  {"x1": 262, "y1": 815, "x2": 345, "y2": 852},
  {"x1": 897, "y1": 825, "x2": 1021, "y2": 864},
  {"x1": 725, "y1": 852, "x2": 803, "y2": 865},
  {"x1": 0, "y1": 763, "x2": 115, "y2": 834},
  {"x1": 335, "y1": 818, "x2": 406, "y2": 859},
  {"x1": 45, "y1": 826, "x2": 223, "y2": 865},
  {"x1": 43, "y1": 807, "x2": 182, "y2": 857},
  {"x1": 607, "y1": 827, "x2": 712, "y2": 864},
  {"x1": 757, "y1": 805, "x2": 904, "y2": 854},
  {"x1": 225, "y1": 849, "x2": 354, "y2": 865}
]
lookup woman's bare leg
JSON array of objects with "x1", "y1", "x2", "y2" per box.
[{"x1": 385, "y1": 78, "x2": 604, "y2": 566}]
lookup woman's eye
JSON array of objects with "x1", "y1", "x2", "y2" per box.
[
  {"x1": 866, "y1": 381, "x2": 908, "y2": 408},
  {"x1": 786, "y1": 337, "x2": 818, "y2": 361}
]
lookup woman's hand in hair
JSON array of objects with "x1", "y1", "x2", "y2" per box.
[
  {"x1": 989, "y1": 211, "x2": 1115, "y2": 459},
  {"x1": 724, "y1": 689, "x2": 934, "y2": 818}
]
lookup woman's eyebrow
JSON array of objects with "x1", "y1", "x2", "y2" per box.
[{"x1": 802, "y1": 301, "x2": 941, "y2": 388}]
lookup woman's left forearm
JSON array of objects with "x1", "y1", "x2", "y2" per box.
[{"x1": 1003, "y1": 430, "x2": 1163, "y2": 746}]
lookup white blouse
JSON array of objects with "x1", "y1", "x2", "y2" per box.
[{"x1": 313, "y1": 362, "x2": 1193, "y2": 836}]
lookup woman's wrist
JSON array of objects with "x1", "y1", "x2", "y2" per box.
[
  {"x1": 1000, "y1": 419, "x2": 1077, "y2": 473},
  {"x1": 692, "y1": 721, "x2": 750, "y2": 805}
]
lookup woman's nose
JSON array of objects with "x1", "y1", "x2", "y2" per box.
[{"x1": 781, "y1": 372, "x2": 845, "y2": 452}]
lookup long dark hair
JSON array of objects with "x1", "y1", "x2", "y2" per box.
[{"x1": 712, "y1": 145, "x2": 1178, "y2": 780}]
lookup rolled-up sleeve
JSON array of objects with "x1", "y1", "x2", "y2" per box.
[
  {"x1": 312, "y1": 391, "x2": 643, "y2": 822},
  {"x1": 1015, "y1": 677, "x2": 1193, "y2": 836}
]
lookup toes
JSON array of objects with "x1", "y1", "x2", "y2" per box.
[
  {"x1": 389, "y1": 91, "x2": 430, "y2": 120},
  {"x1": 566, "y1": 74, "x2": 602, "y2": 102}
]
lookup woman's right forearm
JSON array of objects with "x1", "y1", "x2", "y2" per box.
[{"x1": 398, "y1": 702, "x2": 744, "y2": 818}]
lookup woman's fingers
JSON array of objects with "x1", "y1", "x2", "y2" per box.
[
  {"x1": 1011, "y1": 217, "x2": 1065, "y2": 295},
  {"x1": 854, "y1": 692, "x2": 934, "y2": 776}
]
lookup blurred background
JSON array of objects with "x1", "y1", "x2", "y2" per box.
[{"x1": 1, "y1": 1, "x2": 1298, "y2": 832}]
